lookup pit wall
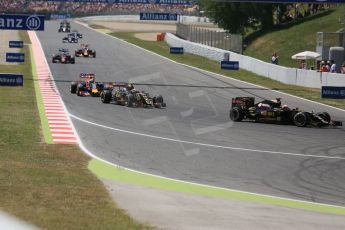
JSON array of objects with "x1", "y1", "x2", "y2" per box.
[{"x1": 165, "y1": 32, "x2": 345, "y2": 89}]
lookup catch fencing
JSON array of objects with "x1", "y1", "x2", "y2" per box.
[{"x1": 176, "y1": 23, "x2": 243, "y2": 54}]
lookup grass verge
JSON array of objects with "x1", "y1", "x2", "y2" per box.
[
  {"x1": 89, "y1": 27, "x2": 345, "y2": 110},
  {"x1": 0, "y1": 31, "x2": 152, "y2": 229},
  {"x1": 89, "y1": 159, "x2": 345, "y2": 216},
  {"x1": 244, "y1": 5, "x2": 345, "y2": 67}
]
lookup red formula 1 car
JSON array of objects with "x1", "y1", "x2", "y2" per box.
[
  {"x1": 70, "y1": 73, "x2": 104, "y2": 96},
  {"x1": 229, "y1": 97, "x2": 342, "y2": 127},
  {"x1": 75, "y1": 44, "x2": 96, "y2": 58},
  {"x1": 52, "y1": 48, "x2": 75, "y2": 64}
]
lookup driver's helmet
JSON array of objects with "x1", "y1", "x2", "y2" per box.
[
  {"x1": 282, "y1": 104, "x2": 290, "y2": 111},
  {"x1": 275, "y1": 98, "x2": 281, "y2": 107},
  {"x1": 126, "y1": 83, "x2": 134, "y2": 90}
]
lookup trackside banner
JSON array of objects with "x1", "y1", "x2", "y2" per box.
[
  {"x1": 6, "y1": 53, "x2": 25, "y2": 62},
  {"x1": 140, "y1": 13, "x2": 178, "y2": 21},
  {"x1": 50, "y1": 13, "x2": 71, "y2": 20},
  {"x1": 221, "y1": 61, "x2": 239, "y2": 70},
  {"x1": 0, "y1": 74, "x2": 23, "y2": 86},
  {"x1": 0, "y1": 14, "x2": 45, "y2": 31},
  {"x1": 9, "y1": 41, "x2": 24, "y2": 48},
  {"x1": 321, "y1": 86, "x2": 345, "y2": 99},
  {"x1": 35, "y1": 0, "x2": 191, "y2": 5}
]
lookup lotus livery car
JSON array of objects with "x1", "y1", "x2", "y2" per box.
[
  {"x1": 100, "y1": 83, "x2": 166, "y2": 108},
  {"x1": 229, "y1": 97, "x2": 342, "y2": 127}
]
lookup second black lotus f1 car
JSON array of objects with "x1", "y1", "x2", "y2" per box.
[
  {"x1": 229, "y1": 97, "x2": 342, "y2": 127},
  {"x1": 100, "y1": 83, "x2": 166, "y2": 108}
]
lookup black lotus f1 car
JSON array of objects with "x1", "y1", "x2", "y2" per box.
[
  {"x1": 100, "y1": 83, "x2": 166, "y2": 108},
  {"x1": 70, "y1": 73, "x2": 104, "y2": 96},
  {"x1": 75, "y1": 44, "x2": 96, "y2": 58},
  {"x1": 52, "y1": 49, "x2": 75, "y2": 64},
  {"x1": 229, "y1": 97, "x2": 342, "y2": 127}
]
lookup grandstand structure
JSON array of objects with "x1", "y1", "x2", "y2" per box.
[{"x1": 0, "y1": 0, "x2": 199, "y2": 17}]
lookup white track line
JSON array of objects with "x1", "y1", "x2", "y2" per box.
[{"x1": 70, "y1": 113, "x2": 345, "y2": 160}]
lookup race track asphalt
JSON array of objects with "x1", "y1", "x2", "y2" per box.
[{"x1": 37, "y1": 21, "x2": 345, "y2": 206}]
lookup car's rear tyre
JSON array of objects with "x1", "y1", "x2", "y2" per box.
[
  {"x1": 93, "y1": 52, "x2": 96, "y2": 58},
  {"x1": 125, "y1": 94, "x2": 134, "y2": 107},
  {"x1": 71, "y1": 58, "x2": 75, "y2": 64},
  {"x1": 293, "y1": 112, "x2": 309, "y2": 127},
  {"x1": 153, "y1": 95, "x2": 163, "y2": 104},
  {"x1": 316, "y1": 112, "x2": 331, "y2": 123},
  {"x1": 70, "y1": 82, "x2": 77, "y2": 94},
  {"x1": 230, "y1": 107, "x2": 244, "y2": 121},
  {"x1": 101, "y1": 90, "x2": 112, "y2": 103}
]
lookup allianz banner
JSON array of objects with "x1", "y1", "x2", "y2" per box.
[
  {"x1": 0, "y1": 74, "x2": 23, "y2": 86},
  {"x1": 321, "y1": 86, "x2": 345, "y2": 99}
]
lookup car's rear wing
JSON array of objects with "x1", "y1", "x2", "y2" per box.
[
  {"x1": 231, "y1": 97, "x2": 255, "y2": 108},
  {"x1": 102, "y1": 82, "x2": 128, "y2": 90},
  {"x1": 80, "y1": 44, "x2": 89, "y2": 48},
  {"x1": 79, "y1": 73, "x2": 95, "y2": 82}
]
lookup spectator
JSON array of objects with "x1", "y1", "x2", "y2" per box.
[
  {"x1": 271, "y1": 53, "x2": 279, "y2": 65},
  {"x1": 320, "y1": 61, "x2": 329, "y2": 72},
  {"x1": 341, "y1": 63, "x2": 345, "y2": 74},
  {"x1": 326, "y1": 60, "x2": 331, "y2": 71},
  {"x1": 300, "y1": 60, "x2": 307, "y2": 69},
  {"x1": 330, "y1": 60, "x2": 336, "y2": 73}
]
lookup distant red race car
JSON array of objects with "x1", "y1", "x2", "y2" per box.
[
  {"x1": 52, "y1": 49, "x2": 75, "y2": 64},
  {"x1": 75, "y1": 44, "x2": 96, "y2": 58}
]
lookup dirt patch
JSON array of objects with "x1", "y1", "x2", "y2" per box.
[
  {"x1": 0, "y1": 30, "x2": 20, "y2": 65},
  {"x1": 91, "y1": 21, "x2": 176, "y2": 33},
  {"x1": 134, "y1": 33, "x2": 159, "y2": 41}
]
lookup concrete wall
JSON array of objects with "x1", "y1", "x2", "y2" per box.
[{"x1": 165, "y1": 32, "x2": 345, "y2": 89}]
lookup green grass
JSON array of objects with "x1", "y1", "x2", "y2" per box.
[
  {"x1": 92, "y1": 29, "x2": 345, "y2": 109},
  {"x1": 244, "y1": 5, "x2": 345, "y2": 67},
  {"x1": 0, "y1": 31, "x2": 152, "y2": 229},
  {"x1": 89, "y1": 159, "x2": 345, "y2": 216}
]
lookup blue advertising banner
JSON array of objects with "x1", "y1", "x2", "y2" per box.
[
  {"x1": 6, "y1": 53, "x2": 25, "y2": 63},
  {"x1": 0, "y1": 14, "x2": 45, "y2": 31},
  {"x1": 35, "y1": 0, "x2": 191, "y2": 5},
  {"x1": 221, "y1": 61, "x2": 239, "y2": 70},
  {"x1": 9, "y1": 41, "x2": 24, "y2": 48},
  {"x1": 170, "y1": 47, "x2": 184, "y2": 54},
  {"x1": 0, "y1": 74, "x2": 23, "y2": 86},
  {"x1": 50, "y1": 13, "x2": 71, "y2": 20},
  {"x1": 321, "y1": 86, "x2": 345, "y2": 99},
  {"x1": 140, "y1": 13, "x2": 178, "y2": 21}
]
